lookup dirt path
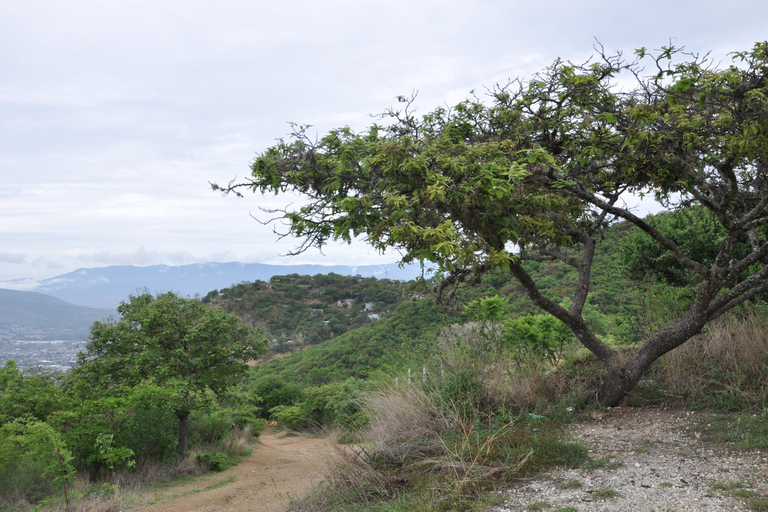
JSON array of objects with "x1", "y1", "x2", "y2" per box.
[{"x1": 131, "y1": 431, "x2": 338, "y2": 512}]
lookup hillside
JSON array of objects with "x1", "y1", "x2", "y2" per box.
[
  {"x1": 221, "y1": 221, "x2": 638, "y2": 384},
  {"x1": 249, "y1": 298, "x2": 449, "y2": 385},
  {"x1": 0, "y1": 288, "x2": 113, "y2": 340},
  {"x1": 204, "y1": 273, "x2": 418, "y2": 352}
]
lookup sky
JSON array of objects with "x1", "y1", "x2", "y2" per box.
[{"x1": 2, "y1": 0, "x2": 767, "y2": 288}]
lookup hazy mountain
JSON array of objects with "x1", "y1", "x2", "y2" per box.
[
  {"x1": 0, "y1": 288, "x2": 113, "y2": 340},
  {"x1": 28, "y1": 262, "x2": 424, "y2": 309}
]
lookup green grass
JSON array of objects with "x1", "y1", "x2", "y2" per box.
[
  {"x1": 748, "y1": 497, "x2": 768, "y2": 512},
  {"x1": 557, "y1": 479, "x2": 582, "y2": 489},
  {"x1": 701, "y1": 412, "x2": 768, "y2": 451},
  {"x1": 707, "y1": 480, "x2": 768, "y2": 512},
  {"x1": 592, "y1": 487, "x2": 620, "y2": 500},
  {"x1": 582, "y1": 455, "x2": 624, "y2": 471}
]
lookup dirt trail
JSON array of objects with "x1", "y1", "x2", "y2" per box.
[{"x1": 131, "y1": 431, "x2": 338, "y2": 512}]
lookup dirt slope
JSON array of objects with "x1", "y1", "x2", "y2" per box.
[{"x1": 131, "y1": 431, "x2": 338, "y2": 512}]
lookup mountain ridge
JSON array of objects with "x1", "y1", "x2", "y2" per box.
[
  {"x1": 12, "y1": 262, "x2": 424, "y2": 309},
  {"x1": 0, "y1": 288, "x2": 113, "y2": 341}
]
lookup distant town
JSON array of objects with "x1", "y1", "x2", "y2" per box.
[{"x1": 0, "y1": 325, "x2": 87, "y2": 371}]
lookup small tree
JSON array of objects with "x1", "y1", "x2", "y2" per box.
[
  {"x1": 77, "y1": 292, "x2": 268, "y2": 457},
  {"x1": 214, "y1": 42, "x2": 768, "y2": 406}
]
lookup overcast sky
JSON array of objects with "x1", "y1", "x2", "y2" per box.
[{"x1": 2, "y1": 0, "x2": 766, "y2": 287}]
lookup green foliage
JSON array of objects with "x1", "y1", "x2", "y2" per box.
[
  {"x1": 75, "y1": 291, "x2": 268, "y2": 457},
  {"x1": 195, "y1": 451, "x2": 230, "y2": 472},
  {"x1": 268, "y1": 404, "x2": 308, "y2": 429},
  {"x1": 326, "y1": 378, "x2": 376, "y2": 432},
  {"x1": 249, "y1": 376, "x2": 306, "y2": 419},
  {"x1": 620, "y1": 206, "x2": 742, "y2": 287},
  {"x1": 0, "y1": 420, "x2": 76, "y2": 508},
  {"x1": 219, "y1": 41, "x2": 768, "y2": 407},
  {"x1": 0, "y1": 360, "x2": 61, "y2": 424},
  {"x1": 503, "y1": 315, "x2": 573, "y2": 365},
  {"x1": 113, "y1": 404, "x2": 179, "y2": 464},
  {"x1": 206, "y1": 273, "x2": 408, "y2": 350},
  {"x1": 94, "y1": 433, "x2": 135, "y2": 472}
]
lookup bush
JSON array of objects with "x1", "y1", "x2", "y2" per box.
[
  {"x1": 249, "y1": 376, "x2": 305, "y2": 419},
  {"x1": 326, "y1": 378, "x2": 375, "y2": 432},
  {"x1": 196, "y1": 451, "x2": 229, "y2": 472}
]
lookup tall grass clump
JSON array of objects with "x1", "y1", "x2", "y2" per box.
[{"x1": 633, "y1": 307, "x2": 768, "y2": 410}]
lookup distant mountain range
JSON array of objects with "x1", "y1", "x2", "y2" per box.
[
  {"x1": 0, "y1": 289, "x2": 113, "y2": 340},
  {"x1": 19, "y1": 262, "x2": 424, "y2": 309}
]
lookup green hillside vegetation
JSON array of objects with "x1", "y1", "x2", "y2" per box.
[
  {"x1": 202, "y1": 273, "x2": 411, "y2": 352},
  {"x1": 0, "y1": 289, "x2": 113, "y2": 340},
  {"x1": 249, "y1": 299, "x2": 449, "y2": 386}
]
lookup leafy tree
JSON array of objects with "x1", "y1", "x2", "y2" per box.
[
  {"x1": 76, "y1": 292, "x2": 267, "y2": 457},
  {"x1": 215, "y1": 42, "x2": 768, "y2": 406},
  {"x1": 0, "y1": 361, "x2": 61, "y2": 424},
  {"x1": 620, "y1": 206, "x2": 741, "y2": 286}
]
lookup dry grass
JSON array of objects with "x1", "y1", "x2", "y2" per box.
[
  {"x1": 649, "y1": 310, "x2": 768, "y2": 409},
  {"x1": 219, "y1": 425, "x2": 255, "y2": 456},
  {"x1": 434, "y1": 321, "x2": 592, "y2": 413}
]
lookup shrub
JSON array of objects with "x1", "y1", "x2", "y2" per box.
[
  {"x1": 195, "y1": 451, "x2": 229, "y2": 472},
  {"x1": 326, "y1": 378, "x2": 376, "y2": 432}
]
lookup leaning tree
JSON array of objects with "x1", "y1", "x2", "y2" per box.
[{"x1": 215, "y1": 42, "x2": 768, "y2": 406}]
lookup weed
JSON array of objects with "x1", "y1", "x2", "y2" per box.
[
  {"x1": 558, "y1": 479, "x2": 582, "y2": 489},
  {"x1": 592, "y1": 487, "x2": 620, "y2": 499},
  {"x1": 748, "y1": 497, "x2": 768, "y2": 512},
  {"x1": 203, "y1": 475, "x2": 236, "y2": 491},
  {"x1": 526, "y1": 501, "x2": 550, "y2": 510},
  {"x1": 583, "y1": 455, "x2": 624, "y2": 471}
]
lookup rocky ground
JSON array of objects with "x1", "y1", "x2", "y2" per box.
[{"x1": 490, "y1": 408, "x2": 768, "y2": 512}]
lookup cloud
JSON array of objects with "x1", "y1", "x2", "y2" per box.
[
  {"x1": 0, "y1": 252, "x2": 28, "y2": 264},
  {"x1": 2, "y1": 0, "x2": 768, "y2": 284}
]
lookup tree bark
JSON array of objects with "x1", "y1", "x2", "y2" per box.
[
  {"x1": 589, "y1": 307, "x2": 709, "y2": 406},
  {"x1": 177, "y1": 409, "x2": 190, "y2": 458}
]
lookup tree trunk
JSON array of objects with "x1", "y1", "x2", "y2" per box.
[
  {"x1": 177, "y1": 410, "x2": 190, "y2": 458},
  {"x1": 589, "y1": 363, "x2": 640, "y2": 406},
  {"x1": 589, "y1": 308, "x2": 709, "y2": 407}
]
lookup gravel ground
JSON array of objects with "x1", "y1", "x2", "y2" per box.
[{"x1": 491, "y1": 408, "x2": 768, "y2": 512}]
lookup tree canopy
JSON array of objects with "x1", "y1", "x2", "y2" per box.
[
  {"x1": 215, "y1": 42, "x2": 768, "y2": 406},
  {"x1": 76, "y1": 292, "x2": 268, "y2": 456}
]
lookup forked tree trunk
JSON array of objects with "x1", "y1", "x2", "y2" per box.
[{"x1": 589, "y1": 309, "x2": 709, "y2": 406}]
